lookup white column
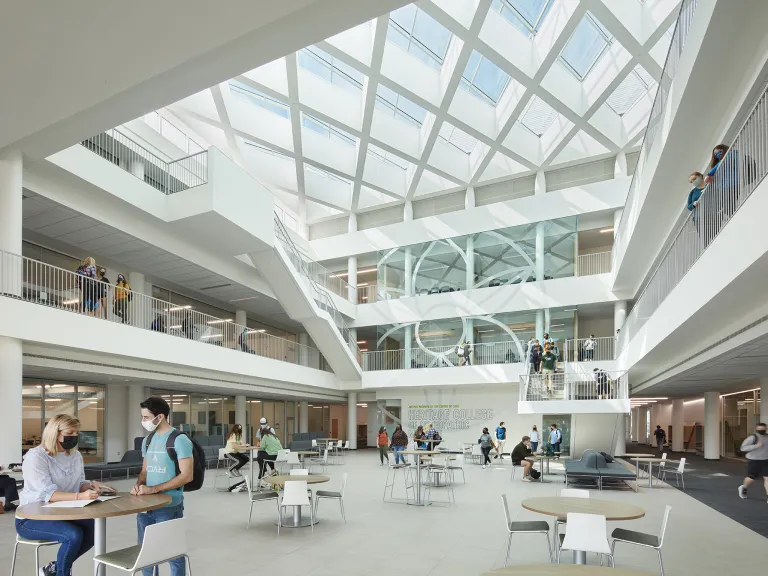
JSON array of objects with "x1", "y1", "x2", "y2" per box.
[
  {"x1": 614, "y1": 300, "x2": 627, "y2": 335},
  {"x1": 129, "y1": 271, "x2": 153, "y2": 328},
  {"x1": 672, "y1": 399, "x2": 685, "y2": 452},
  {"x1": 299, "y1": 333, "x2": 309, "y2": 367},
  {"x1": 704, "y1": 391, "x2": 721, "y2": 460},
  {"x1": 298, "y1": 197, "x2": 307, "y2": 239},
  {"x1": 534, "y1": 169, "x2": 547, "y2": 283},
  {"x1": 639, "y1": 407, "x2": 649, "y2": 444},
  {"x1": 614, "y1": 150, "x2": 627, "y2": 178},
  {"x1": 299, "y1": 401, "x2": 309, "y2": 434},
  {"x1": 535, "y1": 310, "x2": 544, "y2": 342},
  {"x1": 127, "y1": 385, "x2": 148, "y2": 447},
  {"x1": 347, "y1": 393, "x2": 358, "y2": 449},
  {"x1": 631, "y1": 408, "x2": 640, "y2": 442},
  {"x1": 760, "y1": 378, "x2": 768, "y2": 425},
  {"x1": 347, "y1": 213, "x2": 358, "y2": 302},
  {"x1": 235, "y1": 310, "x2": 247, "y2": 327},
  {"x1": 465, "y1": 186, "x2": 476, "y2": 210},
  {"x1": 235, "y1": 395, "x2": 247, "y2": 430},
  {"x1": 403, "y1": 201, "x2": 413, "y2": 298},
  {"x1": 613, "y1": 208, "x2": 624, "y2": 233},
  {"x1": 614, "y1": 413, "x2": 627, "y2": 455},
  {"x1": 534, "y1": 170, "x2": 546, "y2": 196},
  {"x1": 0, "y1": 337, "x2": 22, "y2": 465},
  {"x1": 465, "y1": 187, "x2": 475, "y2": 293},
  {"x1": 348, "y1": 327, "x2": 357, "y2": 354}
]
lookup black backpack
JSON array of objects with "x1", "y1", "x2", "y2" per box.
[{"x1": 145, "y1": 429, "x2": 206, "y2": 492}]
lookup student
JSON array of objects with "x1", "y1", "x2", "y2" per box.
[
  {"x1": 687, "y1": 172, "x2": 705, "y2": 232},
  {"x1": 540, "y1": 346, "x2": 558, "y2": 395},
  {"x1": 413, "y1": 425, "x2": 427, "y2": 450},
  {"x1": 132, "y1": 397, "x2": 193, "y2": 576},
  {"x1": 96, "y1": 267, "x2": 110, "y2": 320},
  {"x1": 151, "y1": 314, "x2": 166, "y2": 333},
  {"x1": 17, "y1": 415, "x2": 115, "y2": 576},
  {"x1": 0, "y1": 466, "x2": 20, "y2": 511},
  {"x1": 530, "y1": 425, "x2": 540, "y2": 453},
  {"x1": 81, "y1": 257, "x2": 98, "y2": 316},
  {"x1": 542, "y1": 333, "x2": 554, "y2": 348},
  {"x1": 653, "y1": 425, "x2": 667, "y2": 452},
  {"x1": 494, "y1": 421, "x2": 507, "y2": 460},
  {"x1": 594, "y1": 368, "x2": 610, "y2": 399},
  {"x1": 457, "y1": 340, "x2": 472, "y2": 366},
  {"x1": 530, "y1": 339, "x2": 543, "y2": 373},
  {"x1": 390, "y1": 425, "x2": 409, "y2": 465},
  {"x1": 256, "y1": 427, "x2": 282, "y2": 482},
  {"x1": 704, "y1": 143, "x2": 740, "y2": 219},
  {"x1": 479, "y1": 427, "x2": 494, "y2": 469},
  {"x1": 738, "y1": 422, "x2": 768, "y2": 501},
  {"x1": 583, "y1": 335, "x2": 596, "y2": 361},
  {"x1": 225, "y1": 424, "x2": 249, "y2": 474},
  {"x1": 377, "y1": 426, "x2": 390, "y2": 465},
  {"x1": 113, "y1": 274, "x2": 131, "y2": 324},
  {"x1": 239, "y1": 328, "x2": 254, "y2": 354},
  {"x1": 511, "y1": 436, "x2": 534, "y2": 482},
  {"x1": 549, "y1": 424, "x2": 562, "y2": 459}
]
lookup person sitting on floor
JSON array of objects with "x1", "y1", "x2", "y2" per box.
[{"x1": 511, "y1": 436, "x2": 534, "y2": 482}]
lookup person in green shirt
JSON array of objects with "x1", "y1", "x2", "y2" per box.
[
  {"x1": 256, "y1": 427, "x2": 282, "y2": 482},
  {"x1": 540, "y1": 346, "x2": 557, "y2": 395}
]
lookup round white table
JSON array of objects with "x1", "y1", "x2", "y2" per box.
[{"x1": 264, "y1": 474, "x2": 330, "y2": 527}]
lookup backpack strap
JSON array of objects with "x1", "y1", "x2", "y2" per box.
[
  {"x1": 144, "y1": 431, "x2": 155, "y2": 453},
  {"x1": 166, "y1": 429, "x2": 182, "y2": 477}
]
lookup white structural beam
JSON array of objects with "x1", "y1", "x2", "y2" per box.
[{"x1": 285, "y1": 53, "x2": 308, "y2": 216}]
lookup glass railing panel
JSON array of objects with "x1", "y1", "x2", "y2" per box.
[
  {"x1": 520, "y1": 370, "x2": 628, "y2": 401},
  {"x1": 361, "y1": 341, "x2": 524, "y2": 371}
]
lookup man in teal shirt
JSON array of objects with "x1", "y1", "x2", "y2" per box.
[{"x1": 132, "y1": 397, "x2": 193, "y2": 576}]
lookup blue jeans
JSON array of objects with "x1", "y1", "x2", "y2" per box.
[
  {"x1": 137, "y1": 503, "x2": 185, "y2": 576},
  {"x1": 531, "y1": 442, "x2": 538, "y2": 452},
  {"x1": 392, "y1": 445, "x2": 406, "y2": 465},
  {"x1": 16, "y1": 517, "x2": 94, "y2": 576}
]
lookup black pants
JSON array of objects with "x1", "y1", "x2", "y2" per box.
[
  {"x1": 256, "y1": 451, "x2": 277, "y2": 478},
  {"x1": 230, "y1": 452, "x2": 249, "y2": 471},
  {"x1": 481, "y1": 446, "x2": 492, "y2": 465},
  {"x1": 0, "y1": 475, "x2": 19, "y2": 509}
]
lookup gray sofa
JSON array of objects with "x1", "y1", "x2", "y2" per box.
[
  {"x1": 564, "y1": 450, "x2": 636, "y2": 491},
  {"x1": 84, "y1": 450, "x2": 144, "y2": 481}
]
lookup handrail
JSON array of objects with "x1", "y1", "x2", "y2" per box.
[
  {"x1": 612, "y1": 0, "x2": 698, "y2": 268},
  {"x1": 0, "y1": 250, "x2": 328, "y2": 371},
  {"x1": 361, "y1": 341, "x2": 523, "y2": 371},
  {"x1": 563, "y1": 336, "x2": 615, "y2": 362},
  {"x1": 80, "y1": 129, "x2": 208, "y2": 195},
  {"x1": 576, "y1": 251, "x2": 611, "y2": 277},
  {"x1": 617, "y1": 79, "x2": 768, "y2": 354},
  {"x1": 520, "y1": 370, "x2": 628, "y2": 402},
  {"x1": 273, "y1": 216, "x2": 360, "y2": 360}
]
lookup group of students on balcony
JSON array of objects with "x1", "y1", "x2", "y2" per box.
[{"x1": 74, "y1": 257, "x2": 132, "y2": 323}]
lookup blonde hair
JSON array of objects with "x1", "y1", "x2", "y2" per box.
[
  {"x1": 84, "y1": 257, "x2": 95, "y2": 267},
  {"x1": 42, "y1": 414, "x2": 81, "y2": 456}
]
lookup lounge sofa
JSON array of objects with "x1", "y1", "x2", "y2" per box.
[
  {"x1": 564, "y1": 450, "x2": 636, "y2": 491},
  {"x1": 84, "y1": 450, "x2": 144, "y2": 481}
]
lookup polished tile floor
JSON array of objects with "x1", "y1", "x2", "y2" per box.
[{"x1": 1, "y1": 451, "x2": 764, "y2": 575}]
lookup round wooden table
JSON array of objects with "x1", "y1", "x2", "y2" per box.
[
  {"x1": 521, "y1": 497, "x2": 645, "y2": 565},
  {"x1": 263, "y1": 474, "x2": 329, "y2": 527},
  {"x1": 400, "y1": 451, "x2": 439, "y2": 506},
  {"x1": 17, "y1": 493, "x2": 170, "y2": 576},
  {"x1": 484, "y1": 564, "x2": 650, "y2": 575}
]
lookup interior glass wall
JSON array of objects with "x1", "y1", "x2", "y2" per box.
[{"x1": 722, "y1": 389, "x2": 760, "y2": 457}]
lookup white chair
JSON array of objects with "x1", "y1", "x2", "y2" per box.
[
  {"x1": 384, "y1": 461, "x2": 414, "y2": 502},
  {"x1": 10, "y1": 537, "x2": 59, "y2": 576},
  {"x1": 446, "y1": 453, "x2": 465, "y2": 483},
  {"x1": 424, "y1": 456, "x2": 454, "y2": 504},
  {"x1": 309, "y1": 448, "x2": 329, "y2": 473},
  {"x1": 285, "y1": 452, "x2": 301, "y2": 472},
  {"x1": 611, "y1": 505, "x2": 671, "y2": 575},
  {"x1": 314, "y1": 472, "x2": 348, "y2": 523},
  {"x1": 500, "y1": 494, "x2": 552, "y2": 567},
  {"x1": 556, "y1": 489, "x2": 589, "y2": 547},
  {"x1": 659, "y1": 458, "x2": 686, "y2": 490},
  {"x1": 243, "y1": 475, "x2": 279, "y2": 529},
  {"x1": 93, "y1": 518, "x2": 193, "y2": 574},
  {"x1": 278, "y1": 481, "x2": 314, "y2": 534},
  {"x1": 342, "y1": 440, "x2": 351, "y2": 459},
  {"x1": 275, "y1": 449, "x2": 290, "y2": 473},
  {"x1": 471, "y1": 444, "x2": 483, "y2": 465},
  {"x1": 557, "y1": 513, "x2": 613, "y2": 566},
  {"x1": 213, "y1": 449, "x2": 239, "y2": 491},
  {"x1": 311, "y1": 438, "x2": 318, "y2": 453},
  {"x1": 655, "y1": 453, "x2": 667, "y2": 486}
]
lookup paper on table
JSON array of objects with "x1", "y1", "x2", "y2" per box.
[{"x1": 44, "y1": 495, "x2": 121, "y2": 508}]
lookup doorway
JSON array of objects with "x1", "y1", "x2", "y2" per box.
[{"x1": 543, "y1": 414, "x2": 572, "y2": 457}]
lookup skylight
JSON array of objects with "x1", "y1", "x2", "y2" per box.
[
  {"x1": 229, "y1": 80, "x2": 290, "y2": 119},
  {"x1": 298, "y1": 46, "x2": 364, "y2": 93},
  {"x1": 244, "y1": 141, "x2": 291, "y2": 159},
  {"x1": 306, "y1": 164, "x2": 351, "y2": 185},
  {"x1": 369, "y1": 144, "x2": 409, "y2": 170},
  {"x1": 301, "y1": 113, "x2": 356, "y2": 147},
  {"x1": 559, "y1": 12, "x2": 612, "y2": 80},
  {"x1": 375, "y1": 85, "x2": 428, "y2": 126},
  {"x1": 460, "y1": 51, "x2": 511, "y2": 105},
  {"x1": 438, "y1": 123, "x2": 478, "y2": 154},
  {"x1": 387, "y1": 5, "x2": 452, "y2": 70},
  {"x1": 606, "y1": 65, "x2": 656, "y2": 116},
  {"x1": 491, "y1": 0, "x2": 554, "y2": 38},
  {"x1": 519, "y1": 96, "x2": 559, "y2": 136}
]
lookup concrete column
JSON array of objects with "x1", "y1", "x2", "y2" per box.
[
  {"x1": 235, "y1": 395, "x2": 247, "y2": 430},
  {"x1": 760, "y1": 378, "x2": 768, "y2": 425},
  {"x1": 631, "y1": 407, "x2": 640, "y2": 442},
  {"x1": 614, "y1": 300, "x2": 627, "y2": 335},
  {"x1": 299, "y1": 401, "x2": 309, "y2": 434},
  {"x1": 347, "y1": 392, "x2": 358, "y2": 449},
  {"x1": 0, "y1": 337, "x2": 23, "y2": 464},
  {"x1": 614, "y1": 413, "x2": 627, "y2": 456},
  {"x1": 465, "y1": 235, "x2": 474, "y2": 291},
  {"x1": 129, "y1": 272, "x2": 153, "y2": 328},
  {"x1": 127, "y1": 385, "x2": 149, "y2": 446},
  {"x1": 235, "y1": 310, "x2": 247, "y2": 328},
  {"x1": 404, "y1": 249, "x2": 413, "y2": 296},
  {"x1": 614, "y1": 150, "x2": 627, "y2": 178},
  {"x1": 404, "y1": 325, "x2": 413, "y2": 369},
  {"x1": 404, "y1": 200, "x2": 413, "y2": 222},
  {"x1": 535, "y1": 223, "x2": 545, "y2": 281},
  {"x1": 672, "y1": 399, "x2": 685, "y2": 452},
  {"x1": 639, "y1": 407, "x2": 649, "y2": 444},
  {"x1": 704, "y1": 391, "x2": 721, "y2": 460},
  {"x1": 299, "y1": 332, "x2": 309, "y2": 367},
  {"x1": 535, "y1": 310, "x2": 544, "y2": 342}
]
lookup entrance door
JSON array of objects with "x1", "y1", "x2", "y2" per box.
[
  {"x1": 332, "y1": 419, "x2": 339, "y2": 439},
  {"x1": 543, "y1": 414, "x2": 572, "y2": 457}
]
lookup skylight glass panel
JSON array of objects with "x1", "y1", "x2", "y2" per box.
[
  {"x1": 519, "y1": 96, "x2": 559, "y2": 136},
  {"x1": 438, "y1": 123, "x2": 478, "y2": 154},
  {"x1": 375, "y1": 85, "x2": 428, "y2": 126},
  {"x1": 460, "y1": 51, "x2": 511, "y2": 105},
  {"x1": 298, "y1": 46, "x2": 364, "y2": 93},
  {"x1": 606, "y1": 65, "x2": 656, "y2": 116},
  {"x1": 369, "y1": 144, "x2": 409, "y2": 170},
  {"x1": 490, "y1": 0, "x2": 554, "y2": 38},
  {"x1": 229, "y1": 80, "x2": 290, "y2": 119},
  {"x1": 388, "y1": 5, "x2": 452, "y2": 70},
  {"x1": 307, "y1": 164, "x2": 351, "y2": 185},
  {"x1": 244, "y1": 141, "x2": 291, "y2": 159},
  {"x1": 559, "y1": 12, "x2": 612, "y2": 80},
  {"x1": 301, "y1": 113, "x2": 356, "y2": 147}
]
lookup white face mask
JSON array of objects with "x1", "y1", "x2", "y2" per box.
[
  {"x1": 692, "y1": 176, "x2": 703, "y2": 188},
  {"x1": 142, "y1": 415, "x2": 161, "y2": 432}
]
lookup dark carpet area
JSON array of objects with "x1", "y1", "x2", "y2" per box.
[{"x1": 624, "y1": 443, "x2": 768, "y2": 538}]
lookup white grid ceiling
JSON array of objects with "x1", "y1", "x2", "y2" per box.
[{"x1": 166, "y1": 0, "x2": 679, "y2": 222}]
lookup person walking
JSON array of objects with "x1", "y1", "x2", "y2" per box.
[
  {"x1": 738, "y1": 422, "x2": 768, "y2": 501},
  {"x1": 549, "y1": 424, "x2": 562, "y2": 459},
  {"x1": 530, "y1": 425, "x2": 540, "y2": 453},
  {"x1": 113, "y1": 274, "x2": 131, "y2": 324},
  {"x1": 540, "y1": 345, "x2": 558, "y2": 395},
  {"x1": 96, "y1": 267, "x2": 110, "y2": 320},
  {"x1": 390, "y1": 425, "x2": 408, "y2": 465},
  {"x1": 479, "y1": 427, "x2": 494, "y2": 469},
  {"x1": 530, "y1": 339, "x2": 543, "y2": 373},
  {"x1": 583, "y1": 334, "x2": 596, "y2": 361},
  {"x1": 377, "y1": 426, "x2": 390, "y2": 465},
  {"x1": 494, "y1": 421, "x2": 507, "y2": 460},
  {"x1": 653, "y1": 425, "x2": 667, "y2": 452}
]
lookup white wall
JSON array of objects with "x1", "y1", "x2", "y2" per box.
[{"x1": 105, "y1": 384, "x2": 128, "y2": 462}]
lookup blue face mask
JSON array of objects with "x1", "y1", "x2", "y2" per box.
[{"x1": 714, "y1": 150, "x2": 723, "y2": 160}]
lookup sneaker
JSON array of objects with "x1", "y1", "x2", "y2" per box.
[
  {"x1": 493, "y1": 455, "x2": 498, "y2": 459},
  {"x1": 738, "y1": 485, "x2": 747, "y2": 499},
  {"x1": 236, "y1": 484, "x2": 249, "y2": 492},
  {"x1": 482, "y1": 465, "x2": 486, "y2": 469},
  {"x1": 522, "y1": 476, "x2": 532, "y2": 482},
  {"x1": 39, "y1": 561, "x2": 56, "y2": 576}
]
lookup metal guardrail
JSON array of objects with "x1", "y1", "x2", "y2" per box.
[
  {"x1": 80, "y1": 129, "x2": 208, "y2": 194},
  {"x1": 564, "y1": 337, "x2": 615, "y2": 362},
  {"x1": 612, "y1": 0, "x2": 698, "y2": 269},
  {"x1": 617, "y1": 80, "x2": 768, "y2": 354},
  {"x1": 576, "y1": 252, "x2": 611, "y2": 277},
  {"x1": 519, "y1": 370, "x2": 628, "y2": 402},
  {"x1": 361, "y1": 341, "x2": 523, "y2": 371},
  {"x1": 0, "y1": 250, "x2": 326, "y2": 370},
  {"x1": 273, "y1": 216, "x2": 360, "y2": 361}
]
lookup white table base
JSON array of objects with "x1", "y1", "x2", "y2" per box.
[{"x1": 94, "y1": 517, "x2": 106, "y2": 576}]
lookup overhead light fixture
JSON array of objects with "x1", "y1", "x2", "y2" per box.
[
  {"x1": 207, "y1": 319, "x2": 233, "y2": 324},
  {"x1": 357, "y1": 283, "x2": 369, "y2": 287},
  {"x1": 201, "y1": 334, "x2": 223, "y2": 339},
  {"x1": 563, "y1": 309, "x2": 577, "y2": 312},
  {"x1": 229, "y1": 296, "x2": 259, "y2": 302},
  {"x1": 359, "y1": 349, "x2": 368, "y2": 352},
  {"x1": 165, "y1": 305, "x2": 192, "y2": 312},
  {"x1": 62, "y1": 299, "x2": 79, "y2": 305},
  {"x1": 478, "y1": 329, "x2": 495, "y2": 333},
  {"x1": 169, "y1": 325, "x2": 182, "y2": 329},
  {"x1": 246, "y1": 329, "x2": 267, "y2": 334},
  {"x1": 332, "y1": 267, "x2": 377, "y2": 278},
  {"x1": 550, "y1": 324, "x2": 565, "y2": 327},
  {"x1": 599, "y1": 227, "x2": 614, "y2": 234},
  {"x1": 356, "y1": 340, "x2": 367, "y2": 344}
]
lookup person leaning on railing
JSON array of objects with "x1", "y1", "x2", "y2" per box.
[
  {"x1": 113, "y1": 274, "x2": 131, "y2": 324},
  {"x1": 686, "y1": 172, "x2": 705, "y2": 233}
]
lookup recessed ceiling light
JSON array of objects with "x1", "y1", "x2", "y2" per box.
[{"x1": 599, "y1": 228, "x2": 614, "y2": 234}]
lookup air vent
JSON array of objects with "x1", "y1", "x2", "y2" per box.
[{"x1": 199, "y1": 283, "x2": 232, "y2": 291}]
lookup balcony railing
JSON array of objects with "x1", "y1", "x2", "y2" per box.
[
  {"x1": 0, "y1": 250, "x2": 328, "y2": 370},
  {"x1": 612, "y1": 0, "x2": 699, "y2": 268},
  {"x1": 576, "y1": 252, "x2": 611, "y2": 277},
  {"x1": 617, "y1": 80, "x2": 768, "y2": 354},
  {"x1": 519, "y1": 370, "x2": 628, "y2": 402},
  {"x1": 563, "y1": 337, "x2": 615, "y2": 362},
  {"x1": 80, "y1": 129, "x2": 208, "y2": 194},
  {"x1": 362, "y1": 341, "x2": 523, "y2": 371},
  {"x1": 357, "y1": 284, "x2": 377, "y2": 304}
]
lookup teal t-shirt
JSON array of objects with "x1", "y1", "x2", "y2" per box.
[{"x1": 142, "y1": 429, "x2": 193, "y2": 507}]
